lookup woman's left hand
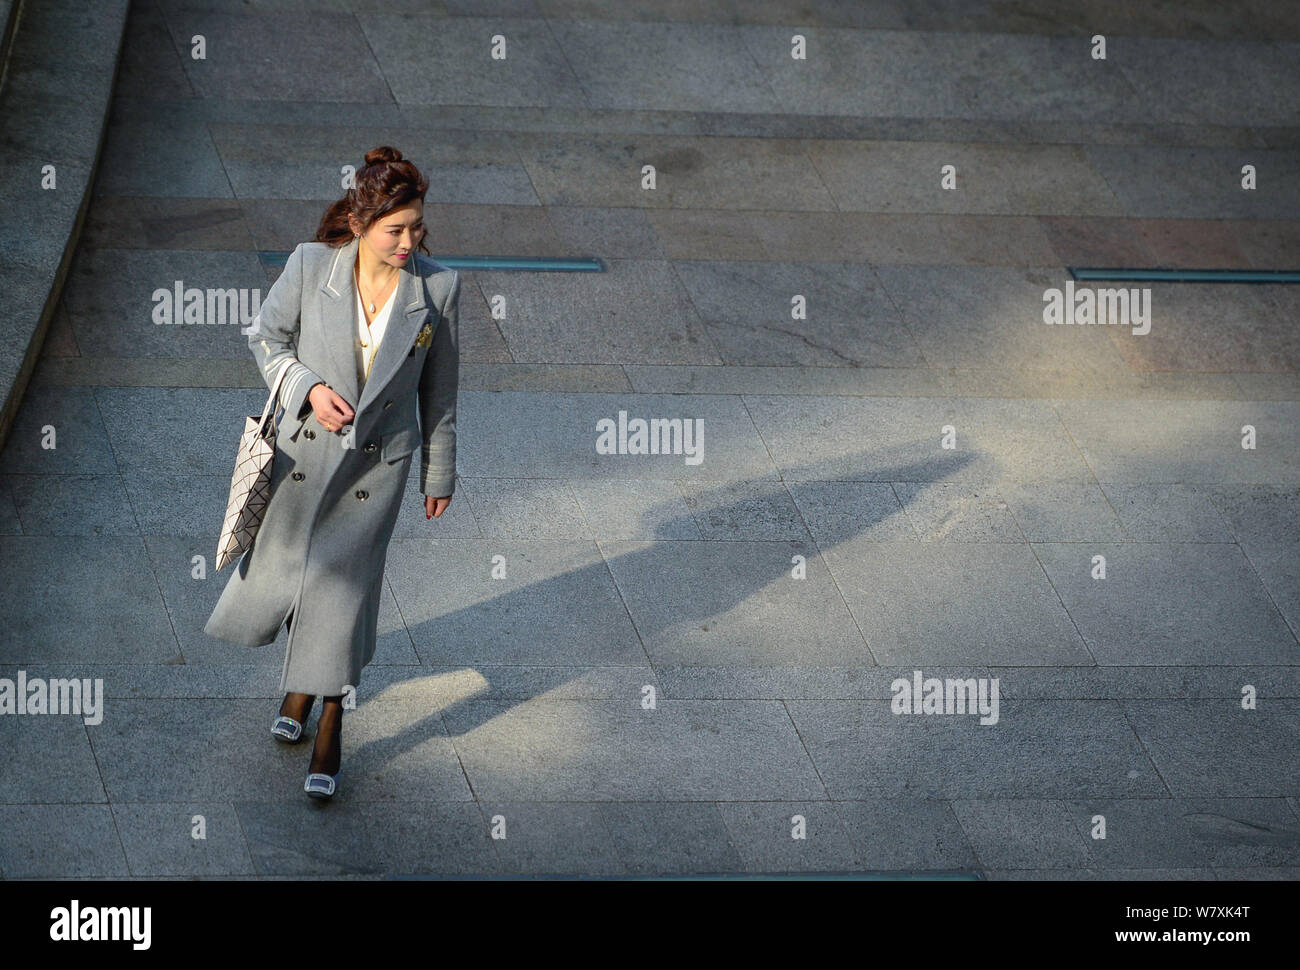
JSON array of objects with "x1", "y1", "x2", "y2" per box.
[{"x1": 424, "y1": 494, "x2": 451, "y2": 519}]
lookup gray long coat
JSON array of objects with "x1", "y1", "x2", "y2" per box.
[{"x1": 204, "y1": 236, "x2": 460, "y2": 696}]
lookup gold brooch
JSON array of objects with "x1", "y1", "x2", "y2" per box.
[{"x1": 414, "y1": 321, "x2": 433, "y2": 348}]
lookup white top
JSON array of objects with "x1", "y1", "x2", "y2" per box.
[{"x1": 354, "y1": 267, "x2": 398, "y2": 388}]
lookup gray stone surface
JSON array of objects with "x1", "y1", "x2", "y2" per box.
[
  {"x1": 719, "y1": 801, "x2": 864, "y2": 872},
  {"x1": 596, "y1": 802, "x2": 744, "y2": 874},
  {"x1": 166, "y1": 10, "x2": 391, "y2": 103},
  {"x1": 999, "y1": 482, "x2": 1126, "y2": 542},
  {"x1": 439, "y1": 699, "x2": 827, "y2": 801},
  {"x1": 113, "y1": 802, "x2": 256, "y2": 876},
  {"x1": 362, "y1": 801, "x2": 503, "y2": 875},
  {"x1": 567, "y1": 478, "x2": 701, "y2": 540},
  {"x1": 456, "y1": 477, "x2": 590, "y2": 539},
  {"x1": 1034, "y1": 542, "x2": 1297, "y2": 665},
  {"x1": 785, "y1": 700, "x2": 1167, "y2": 799},
  {"x1": 752, "y1": 29, "x2": 1140, "y2": 123},
  {"x1": 60, "y1": 249, "x2": 267, "y2": 357},
  {"x1": 835, "y1": 799, "x2": 981, "y2": 871},
  {"x1": 1084, "y1": 145, "x2": 1300, "y2": 220},
  {"x1": 458, "y1": 390, "x2": 776, "y2": 481},
  {"x1": 806, "y1": 140, "x2": 1125, "y2": 216},
  {"x1": 822, "y1": 539, "x2": 1090, "y2": 665},
  {"x1": 234, "y1": 799, "x2": 382, "y2": 876},
  {"x1": 0, "y1": 385, "x2": 120, "y2": 476},
  {"x1": 0, "y1": 805, "x2": 128, "y2": 877},
  {"x1": 3, "y1": 474, "x2": 140, "y2": 536},
  {"x1": 670, "y1": 260, "x2": 922, "y2": 368},
  {"x1": 1054, "y1": 400, "x2": 1300, "y2": 483},
  {"x1": 600, "y1": 539, "x2": 867, "y2": 666},
  {"x1": 892, "y1": 481, "x2": 1024, "y2": 542},
  {"x1": 473, "y1": 801, "x2": 625, "y2": 875},
  {"x1": 95, "y1": 119, "x2": 233, "y2": 198},
  {"x1": 0, "y1": 536, "x2": 180, "y2": 663},
  {"x1": 1062, "y1": 798, "x2": 1300, "y2": 870},
  {"x1": 1099, "y1": 484, "x2": 1234, "y2": 541},
  {"x1": 1112, "y1": 38, "x2": 1300, "y2": 127},
  {"x1": 950, "y1": 800, "x2": 1093, "y2": 870},
  {"x1": 383, "y1": 537, "x2": 647, "y2": 665},
  {"x1": 518, "y1": 131, "x2": 838, "y2": 211},
  {"x1": 1123, "y1": 701, "x2": 1300, "y2": 797},
  {"x1": 0, "y1": 700, "x2": 106, "y2": 803},
  {"x1": 744, "y1": 394, "x2": 1093, "y2": 483}
]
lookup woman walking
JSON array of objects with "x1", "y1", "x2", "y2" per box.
[{"x1": 204, "y1": 146, "x2": 460, "y2": 800}]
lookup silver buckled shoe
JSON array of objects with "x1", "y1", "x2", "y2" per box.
[
  {"x1": 304, "y1": 771, "x2": 339, "y2": 799},
  {"x1": 271, "y1": 715, "x2": 303, "y2": 743}
]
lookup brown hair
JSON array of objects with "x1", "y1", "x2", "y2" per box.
[{"x1": 315, "y1": 145, "x2": 431, "y2": 253}]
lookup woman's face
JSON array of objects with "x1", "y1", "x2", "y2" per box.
[{"x1": 357, "y1": 202, "x2": 425, "y2": 267}]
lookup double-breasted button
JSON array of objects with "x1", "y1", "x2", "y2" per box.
[
  {"x1": 292, "y1": 471, "x2": 305, "y2": 481},
  {"x1": 355, "y1": 489, "x2": 369, "y2": 500},
  {"x1": 363, "y1": 441, "x2": 377, "y2": 453},
  {"x1": 303, "y1": 429, "x2": 315, "y2": 439},
  {"x1": 382, "y1": 400, "x2": 393, "y2": 409}
]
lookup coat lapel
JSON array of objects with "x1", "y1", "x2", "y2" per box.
[{"x1": 318, "y1": 235, "x2": 431, "y2": 416}]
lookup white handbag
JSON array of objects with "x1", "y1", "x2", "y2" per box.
[{"x1": 215, "y1": 365, "x2": 292, "y2": 570}]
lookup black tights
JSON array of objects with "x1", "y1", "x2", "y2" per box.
[{"x1": 278, "y1": 612, "x2": 343, "y2": 775}]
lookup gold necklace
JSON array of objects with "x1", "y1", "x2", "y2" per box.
[
  {"x1": 356, "y1": 265, "x2": 398, "y2": 362},
  {"x1": 355, "y1": 264, "x2": 398, "y2": 317}
]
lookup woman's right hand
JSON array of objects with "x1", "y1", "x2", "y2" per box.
[{"x1": 308, "y1": 383, "x2": 355, "y2": 433}]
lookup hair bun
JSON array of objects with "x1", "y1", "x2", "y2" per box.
[{"x1": 364, "y1": 145, "x2": 402, "y2": 166}]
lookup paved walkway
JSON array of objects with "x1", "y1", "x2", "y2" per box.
[{"x1": 1, "y1": 0, "x2": 1299, "y2": 878}]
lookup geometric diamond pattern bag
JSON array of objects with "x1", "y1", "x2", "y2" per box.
[{"x1": 216, "y1": 365, "x2": 292, "y2": 571}]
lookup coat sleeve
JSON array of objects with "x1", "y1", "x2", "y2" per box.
[
  {"x1": 418, "y1": 270, "x2": 460, "y2": 498},
  {"x1": 246, "y1": 242, "x2": 327, "y2": 423}
]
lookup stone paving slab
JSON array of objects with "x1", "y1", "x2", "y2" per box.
[
  {"x1": 438, "y1": 699, "x2": 827, "y2": 801},
  {"x1": 834, "y1": 799, "x2": 981, "y2": 871},
  {"x1": 458, "y1": 390, "x2": 775, "y2": 481},
  {"x1": 1062, "y1": 797, "x2": 1300, "y2": 869},
  {"x1": 1121, "y1": 701, "x2": 1300, "y2": 797},
  {"x1": 983, "y1": 868, "x2": 1221, "y2": 880},
  {"x1": 517, "y1": 131, "x2": 839, "y2": 211},
  {"x1": 1087, "y1": 146, "x2": 1300, "y2": 220},
  {"x1": 1099, "y1": 483, "x2": 1234, "y2": 541},
  {"x1": 59, "y1": 248, "x2": 266, "y2": 357},
  {"x1": 745, "y1": 395, "x2": 1093, "y2": 483},
  {"x1": 112, "y1": 802, "x2": 256, "y2": 877},
  {"x1": 0, "y1": 711, "x2": 105, "y2": 804},
  {"x1": 600, "y1": 538, "x2": 867, "y2": 666},
  {"x1": 95, "y1": 118, "x2": 234, "y2": 198},
  {"x1": 822, "y1": 539, "x2": 1091, "y2": 665},
  {"x1": 806, "y1": 140, "x2": 1125, "y2": 216},
  {"x1": 234, "y1": 798, "x2": 383, "y2": 876},
  {"x1": 670, "y1": 260, "x2": 922, "y2": 368},
  {"x1": 1033, "y1": 542, "x2": 1297, "y2": 665},
  {"x1": 1111, "y1": 37, "x2": 1300, "y2": 128},
  {"x1": 654, "y1": 665, "x2": 1300, "y2": 701},
  {"x1": 1053, "y1": 399, "x2": 1300, "y2": 483},
  {"x1": 0, "y1": 535, "x2": 179, "y2": 664},
  {"x1": 0, "y1": 805, "x2": 128, "y2": 878},
  {"x1": 0, "y1": 662, "x2": 667, "y2": 701},
  {"x1": 786, "y1": 699, "x2": 1167, "y2": 799},
  {"x1": 384, "y1": 537, "x2": 649, "y2": 666},
  {"x1": 951, "y1": 800, "x2": 1094, "y2": 870},
  {"x1": 1206, "y1": 483, "x2": 1300, "y2": 551},
  {"x1": 720, "y1": 801, "x2": 866, "y2": 872},
  {"x1": 753, "y1": 28, "x2": 1138, "y2": 123}
]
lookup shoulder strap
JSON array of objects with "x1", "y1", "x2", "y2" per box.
[{"x1": 256, "y1": 361, "x2": 294, "y2": 438}]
